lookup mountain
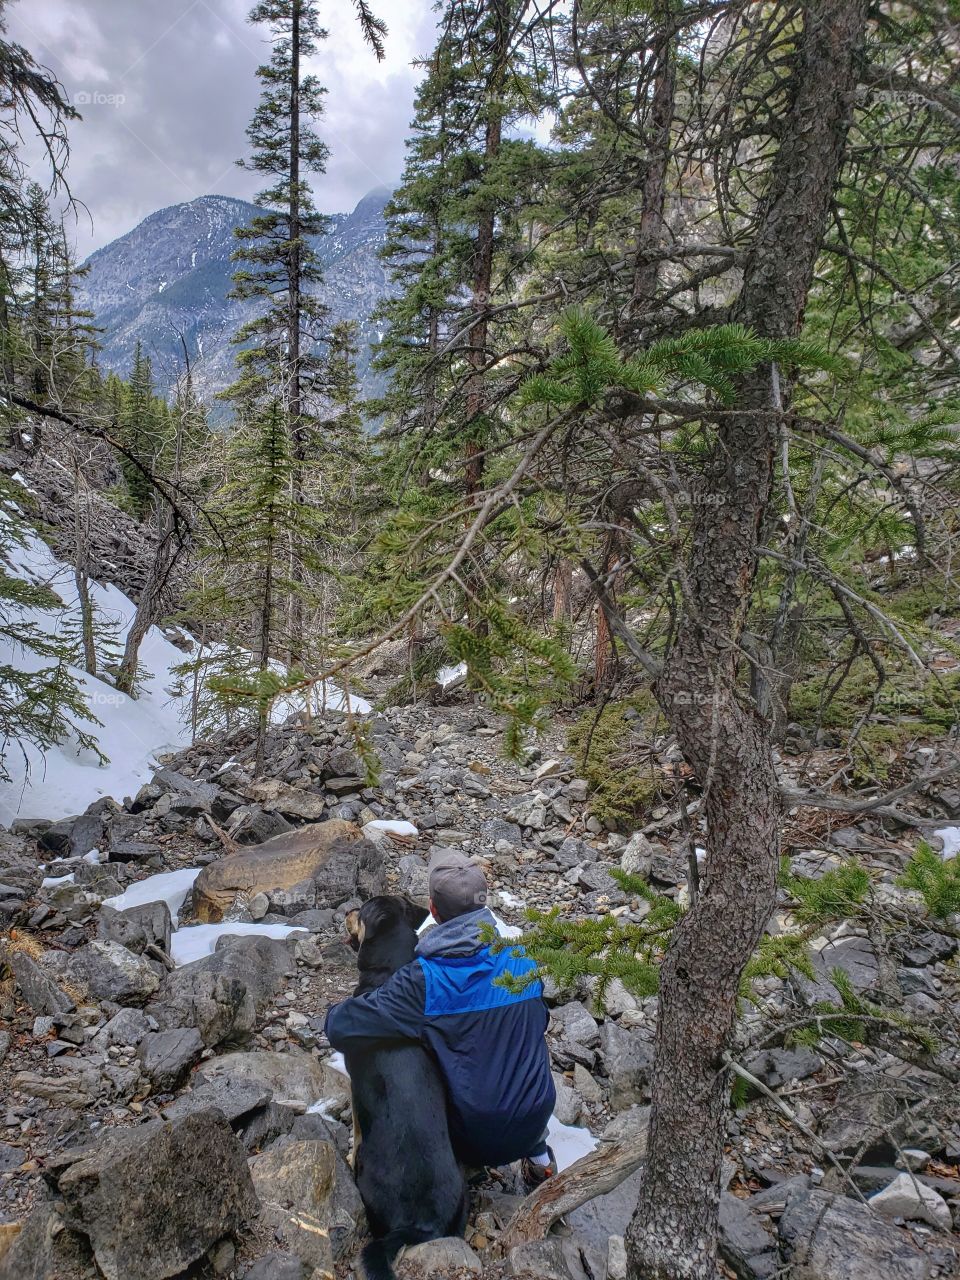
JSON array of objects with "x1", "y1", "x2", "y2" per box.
[{"x1": 77, "y1": 188, "x2": 395, "y2": 410}]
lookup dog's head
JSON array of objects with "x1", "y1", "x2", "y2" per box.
[{"x1": 344, "y1": 895, "x2": 428, "y2": 953}]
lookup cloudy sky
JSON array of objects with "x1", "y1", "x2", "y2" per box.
[{"x1": 8, "y1": 0, "x2": 438, "y2": 259}]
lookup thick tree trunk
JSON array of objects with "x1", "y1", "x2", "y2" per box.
[
  {"x1": 626, "y1": 5, "x2": 867, "y2": 1278},
  {"x1": 629, "y1": 20, "x2": 675, "y2": 319}
]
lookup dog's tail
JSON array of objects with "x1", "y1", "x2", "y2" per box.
[{"x1": 360, "y1": 1229, "x2": 434, "y2": 1280}]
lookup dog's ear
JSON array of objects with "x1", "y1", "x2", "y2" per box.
[
  {"x1": 344, "y1": 908, "x2": 362, "y2": 952},
  {"x1": 399, "y1": 896, "x2": 429, "y2": 932}
]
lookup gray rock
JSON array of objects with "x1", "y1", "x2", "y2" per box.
[
  {"x1": 151, "y1": 934, "x2": 294, "y2": 1047},
  {"x1": 550, "y1": 1001, "x2": 600, "y2": 1047},
  {"x1": 242, "y1": 1255, "x2": 305, "y2": 1280},
  {"x1": 481, "y1": 818, "x2": 523, "y2": 847},
  {"x1": 0, "y1": 1029, "x2": 9, "y2": 1065},
  {"x1": 554, "y1": 836, "x2": 597, "y2": 867},
  {"x1": 620, "y1": 832, "x2": 655, "y2": 879},
  {"x1": 399, "y1": 1237, "x2": 482, "y2": 1275},
  {"x1": 197, "y1": 1049, "x2": 349, "y2": 1110},
  {"x1": 153, "y1": 768, "x2": 219, "y2": 816},
  {"x1": 551, "y1": 1071, "x2": 583, "y2": 1125},
  {"x1": 97, "y1": 899, "x2": 172, "y2": 955},
  {"x1": 398, "y1": 854, "x2": 430, "y2": 903},
  {"x1": 508, "y1": 1238, "x2": 590, "y2": 1279},
  {"x1": 90, "y1": 1008, "x2": 154, "y2": 1051},
  {"x1": 137, "y1": 1028, "x2": 204, "y2": 1091},
  {"x1": 250, "y1": 1135, "x2": 361, "y2": 1268},
  {"x1": 69, "y1": 940, "x2": 160, "y2": 1006},
  {"x1": 894, "y1": 929, "x2": 957, "y2": 967},
  {"x1": 795, "y1": 935, "x2": 879, "y2": 1004},
  {"x1": 599, "y1": 1020, "x2": 653, "y2": 1110},
  {"x1": 742, "y1": 1046, "x2": 822, "y2": 1090},
  {"x1": 778, "y1": 1187, "x2": 934, "y2": 1280},
  {"x1": 869, "y1": 1171, "x2": 953, "y2": 1231},
  {"x1": 161, "y1": 1075, "x2": 272, "y2": 1126},
  {"x1": 3, "y1": 946, "x2": 74, "y2": 1016},
  {"x1": 312, "y1": 834, "x2": 386, "y2": 909},
  {"x1": 718, "y1": 1192, "x2": 778, "y2": 1279},
  {"x1": 53, "y1": 1108, "x2": 258, "y2": 1280},
  {"x1": 576, "y1": 862, "x2": 626, "y2": 899},
  {"x1": 607, "y1": 1235, "x2": 627, "y2": 1280},
  {"x1": 0, "y1": 1203, "x2": 91, "y2": 1280},
  {"x1": 230, "y1": 805, "x2": 294, "y2": 845}
]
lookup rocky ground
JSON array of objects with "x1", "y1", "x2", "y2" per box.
[{"x1": 0, "y1": 691, "x2": 958, "y2": 1280}]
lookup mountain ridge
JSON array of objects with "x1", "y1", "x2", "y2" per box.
[{"x1": 77, "y1": 188, "x2": 395, "y2": 409}]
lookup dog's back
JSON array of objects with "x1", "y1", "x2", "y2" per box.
[{"x1": 344, "y1": 898, "x2": 467, "y2": 1280}]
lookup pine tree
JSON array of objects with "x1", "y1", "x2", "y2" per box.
[
  {"x1": 119, "y1": 342, "x2": 164, "y2": 518},
  {"x1": 226, "y1": 0, "x2": 331, "y2": 662}
]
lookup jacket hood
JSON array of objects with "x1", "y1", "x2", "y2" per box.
[{"x1": 415, "y1": 907, "x2": 497, "y2": 959}]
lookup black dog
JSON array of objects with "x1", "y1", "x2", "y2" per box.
[{"x1": 344, "y1": 896, "x2": 468, "y2": 1280}]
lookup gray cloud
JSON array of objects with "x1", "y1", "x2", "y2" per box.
[{"x1": 7, "y1": 0, "x2": 436, "y2": 258}]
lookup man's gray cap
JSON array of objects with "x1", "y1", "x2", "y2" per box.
[{"x1": 428, "y1": 850, "x2": 488, "y2": 920}]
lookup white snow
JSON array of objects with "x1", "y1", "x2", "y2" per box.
[
  {"x1": 547, "y1": 1115, "x2": 599, "y2": 1171},
  {"x1": 325, "y1": 1050, "x2": 348, "y2": 1077},
  {"x1": 0, "y1": 514, "x2": 192, "y2": 825},
  {"x1": 416, "y1": 911, "x2": 522, "y2": 941},
  {"x1": 935, "y1": 826, "x2": 960, "y2": 861},
  {"x1": 437, "y1": 662, "x2": 467, "y2": 689},
  {"x1": 170, "y1": 921, "x2": 307, "y2": 966},
  {"x1": 363, "y1": 819, "x2": 418, "y2": 837},
  {"x1": 306, "y1": 1096, "x2": 341, "y2": 1118},
  {"x1": 497, "y1": 890, "x2": 527, "y2": 911},
  {"x1": 41, "y1": 872, "x2": 75, "y2": 887},
  {"x1": 0, "y1": 512, "x2": 367, "y2": 824},
  {"x1": 103, "y1": 867, "x2": 201, "y2": 928}
]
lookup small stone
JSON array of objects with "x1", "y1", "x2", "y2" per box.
[
  {"x1": 399, "y1": 1237, "x2": 483, "y2": 1275},
  {"x1": 248, "y1": 892, "x2": 269, "y2": 920},
  {"x1": 869, "y1": 1171, "x2": 953, "y2": 1231},
  {"x1": 607, "y1": 1236, "x2": 628, "y2": 1280}
]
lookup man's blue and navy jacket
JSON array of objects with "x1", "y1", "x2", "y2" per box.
[{"x1": 324, "y1": 907, "x2": 556, "y2": 1167}]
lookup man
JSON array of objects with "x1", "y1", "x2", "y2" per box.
[{"x1": 325, "y1": 851, "x2": 557, "y2": 1185}]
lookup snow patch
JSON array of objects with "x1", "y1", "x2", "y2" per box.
[
  {"x1": 936, "y1": 826, "x2": 960, "y2": 861},
  {"x1": 103, "y1": 867, "x2": 201, "y2": 928},
  {"x1": 306, "y1": 1097, "x2": 341, "y2": 1118},
  {"x1": 437, "y1": 662, "x2": 467, "y2": 689},
  {"x1": 548, "y1": 1115, "x2": 599, "y2": 1171},
  {"x1": 363, "y1": 819, "x2": 418, "y2": 838},
  {"x1": 41, "y1": 873, "x2": 75, "y2": 887},
  {"x1": 170, "y1": 921, "x2": 307, "y2": 967},
  {"x1": 0, "y1": 514, "x2": 192, "y2": 825}
]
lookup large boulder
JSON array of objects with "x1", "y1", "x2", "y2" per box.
[
  {"x1": 249, "y1": 1135, "x2": 362, "y2": 1269},
  {"x1": 197, "y1": 1050, "x2": 349, "y2": 1112},
  {"x1": 150, "y1": 934, "x2": 295, "y2": 1047},
  {"x1": 49, "y1": 1108, "x2": 258, "y2": 1280},
  {"x1": 0, "y1": 1203, "x2": 91, "y2": 1280},
  {"x1": 68, "y1": 940, "x2": 161, "y2": 1005},
  {"x1": 191, "y1": 820, "x2": 381, "y2": 921},
  {"x1": 598, "y1": 1020, "x2": 653, "y2": 1110},
  {"x1": 778, "y1": 1187, "x2": 936, "y2": 1280}
]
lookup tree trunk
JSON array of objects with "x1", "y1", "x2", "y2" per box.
[
  {"x1": 629, "y1": 19, "x2": 675, "y2": 319},
  {"x1": 116, "y1": 519, "x2": 180, "y2": 696},
  {"x1": 287, "y1": 0, "x2": 305, "y2": 664},
  {"x1": 462, "y1": 0, "x2": 510, "y2": 638},
  {"x1": 627, "y1": 5, "x2": 867, "y2": 1277},
  {"x1": 552, "y1": 559, "x2": 573, "y2": 630}
]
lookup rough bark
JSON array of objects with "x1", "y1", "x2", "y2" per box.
[{"x1": 626, "y1": 5, "x2": 868, "y2": 1278}]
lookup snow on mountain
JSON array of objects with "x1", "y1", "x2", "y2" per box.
[{"x1": 75, "y1": 187, "x2": 395, "y2": 411}]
